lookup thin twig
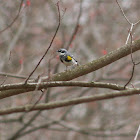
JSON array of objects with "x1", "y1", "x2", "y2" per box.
[
  {"x1": 9, "y1": 89, "x2": 51, "y2": 140},
  {"x1": 126, "y1": 23, "x2": 134, "y2": 44},
  {"x1": 1, "y1": 51, "x2": 13, "y2": 85},
  {"x1": 134, "y1": 19, "x2": 140, "y2": 26},
  {"x1": 124, "y1": 30, "x2": 140, "y2": 88},
  {"x1": 115, "y1": 0, "x2": 140, "y2": 88},
  {"x1": 116, "y1": 0, "x2": 131, "y2": 25},
  {"x1": 0, "y1": 88, "x2": 140, "y2": 115},
  {"x1": 24, "y1": 1, "x2": 61, "y2": 83},
  {"x1": 27, "y1": 89, "x2": 47, "y2": 112},
  {"x1": 0, "y1": 72, "x2": 32, "y2": 79},
  {"x1": 116, "y1": 0, "x2": 140, "y2": 26},
  {"x1": 60, "y1": 88, "x2": 91, "y2": 120},
  {"x1": 15, "y1": 121, "x2": 57, "y2": 139},
  {"x1": 0, "y1": 0, "x2": 24, "y2": 33},
  {"x1": 134, "y1": 125, "x2": 140, "y2": 140},
  {"x1": 9, "y1": 111, "x2": 41, "y2": 140},
  {"x1": 66, "y1": 0, "x2": 82, "y2": 49},
  {"x1": 124, "y1": 30, "x2": 134, "y2": 88},
  {"x1": 124, "y1": 64, "x2": 135, "y2": 88},
  {"x1": 9, "y1": 90, "x2": 50, "y2": 140},
  {"x1": 15, "y1": 122, "x2": 139, "y2": 138},
  {"x1": 129, "y1": 31, "x2": 136, "y2": 65}
]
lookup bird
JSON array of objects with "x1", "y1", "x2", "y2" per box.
[{"x1": 57, "y1": 48, "x2": 78, "y2": 71}]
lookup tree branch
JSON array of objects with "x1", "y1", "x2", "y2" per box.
[
  {"x1": 0, "y1": 0, "x2": 24, "y2": 33},
  {"x1": 48, "y1": 39, "x2": 140, "y2": 81},
  {"x1": 0, "y1": 81, "x2": 126, "y2": 91},
  {"x1": 0, "y1": 88, "x2": 140, "y2": 115},
  {"x1": 25, "y1": 2, "x2": 61, "y2": 83},
  {"x1": 9, "y1": 111, "x2": 41, "y2": 140},
  {"x1": 0, "y1": 39, "x2": 140, "y2": 99},
  {"x1": 66, "y1": 0, "x2": 82, "y2": 49},
  {"x1": 0, "y1": 81, "x2": 127, "y2": 99}
]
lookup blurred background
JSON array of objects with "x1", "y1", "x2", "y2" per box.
[{"x1": 0, "y1": 0, "x2": 140, "y2": 139}]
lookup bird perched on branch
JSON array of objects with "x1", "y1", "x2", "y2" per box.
[{"x1": 57, "y1": 48, "x2": 78, "y2": 71}]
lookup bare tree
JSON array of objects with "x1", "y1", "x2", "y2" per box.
[{"x1": 0, "y1": 0, "x2": 140, "y2": 140}]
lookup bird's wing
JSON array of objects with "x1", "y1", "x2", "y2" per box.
[
  {"x1": 69, "y1": 53, "x2": 77, "y2": 62},
  {"x1": 64, "y1": 54, "x2": 72, "y2": 62},
  {"x1": 68, "y1": 53, "x2": 78, "y2": 65}
]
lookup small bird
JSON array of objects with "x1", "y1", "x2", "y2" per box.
[{"x1": 57, "y1": 48, "x2": 78, "y2": 71}]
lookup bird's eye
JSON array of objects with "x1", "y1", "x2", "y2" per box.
[{"x1": 61, "y1": 51, "x2": 65, "y2": 53}]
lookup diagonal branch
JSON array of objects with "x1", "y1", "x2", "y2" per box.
[
  {"x1": 48, "y1": 39, "x2": 140, "y2": 82},
  {"x1": 25, "y1": 2, "x2": 61, "y2": 83},
  {"x1": 9, "y1": 111, "x2": 41, "y2": 140},
  {"x1": 115, "y1": 0, "x2": 131, "y2": 25},
  {"x1": 0, "y1": 0, "x2": 24, "y2": 33},
  {"x1": 134, "y1": 125, "x2": 140, "y2": 140},
  {"x1": 0, "y1": 39, "x2": 140, "y2": 99},
  {"x1": 66, "y1": 0, "x2": 83, "y2": 49},
  {"x1": 0, "y1": 88, "x2": 140, "y2": 115},
  {"x1": 0, "y1": 72, "x2": 31, "y2": 79}
]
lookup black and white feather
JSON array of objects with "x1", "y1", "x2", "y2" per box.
[{"x1": 57, "y1": 48, "x2": 78, "y2": 67}]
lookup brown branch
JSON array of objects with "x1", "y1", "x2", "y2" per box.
[
  {"x1": 0, "y1": 81, "x2": 126, "y2": 100},
  {"x1": 116, "y1": 0, "x2": 140, "y2": 88},
  {"x1": 24, "y1": 2, "x2": 61, "y2": 83},
  {"x1": 9, "y1": 90, "x2": 50, "y2": 140},
  {"x1": 26, "y1": 89, "x2": 47, "y2": 112},
  {"x1": 130, "y1": 31, "x2": 135, "y2": 64},
  {"x1": 129, "y1": 32, "x2": 140, "y2": 65},
  {"x1": 15, "y1": 121, "x2": 57, "y2": 139},
  {"x1": 0, "y1": 88, "x2": 140, "y2": 115},
  {"x1": 0, "y1": 0, "x2": 24, "y2": 33},
  {"x1": 0, "y1": 39, "x2": 140, "y2": 99},
  {"x1": 60, "y1": 88, "x2": 91, "y2": 120},
  {"x1": 116, "y1": 1, "x2": 140, "y2": 44},
  {"x1": 9, "y1": 111, "x2": 42, "y2": 140},
  {"x1": 134, "y1": 19, "x2": 140, "y2": 26},
  {"x1": 124, "y1": 65, "x2": 135, "y2": 88},
  {"x1": 66, "y1": 0, "x2": 82, "y2": 49},
  {"x1": 0, "y1": 81, "x2": 126, "y2": 92},
  {"x1": 43, "y1": 128, "x2": 138, "y2": 137},
  {"x1": 124, "y1": 31, "x2": 140, "y2": 88},
  {"x1": 0, "y1": 72, "x2": 31, "y2": 79},
  {"x1": 18, "y1": 122, "x2": 138, "y2": 138},
  {"x1": 48, "y1": 120, "x2": 139, "y2": 137},
  {"x1": 116, "y1": 0, "x2": 140, "y2": 26},
  {"x1": 115, "y1": 0, "x2": 131, "y2": 25},
  {"x1": 10, "y1": 115, "x2": 140, "y2": 139},
  {"x1": 48, "y1": 39, "x2": 140, "y2": 82},
  {"x1": 124, "y1": 31, "x2": 135, "y2": 88}
]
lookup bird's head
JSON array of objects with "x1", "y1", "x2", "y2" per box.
[{"x1": 57, "y1": 48, "x2": 67, "y2": 56}]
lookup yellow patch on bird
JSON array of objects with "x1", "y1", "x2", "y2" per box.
[{"x1": 67, "y1": 56, "x2": 72, "y2": 60}]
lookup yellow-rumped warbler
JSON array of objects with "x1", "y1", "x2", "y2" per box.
[{"x1": 57, "y1": 48, "x2": 78, "y2": 70}]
